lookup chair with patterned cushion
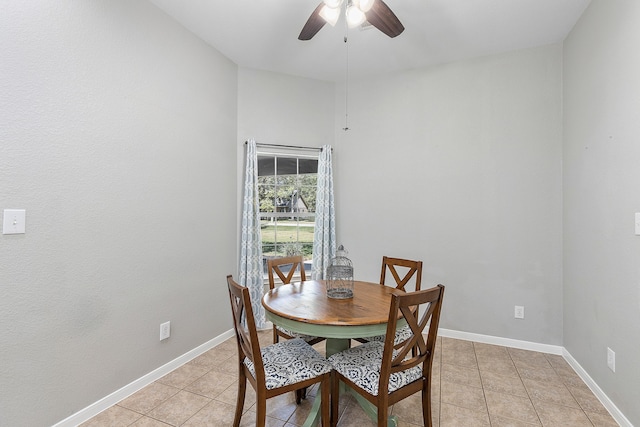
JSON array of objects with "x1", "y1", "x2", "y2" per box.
[
  {"x1": 267, "y1": 256, "x2": 325, "y2": 346},
  {"x1": 329, "y1": 284, "x2": 444, "y2": 427},
  {"x1": 227, "y1": 275, "x2": 332, "y2": 427},
  {"x1": 268, "y1": 256, "x2": 326, "y2": 403},
  {"x1": 356, "y1": 256, "x2": 423, "y2": 345}
]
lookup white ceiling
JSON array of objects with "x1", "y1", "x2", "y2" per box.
[{"x1": 149, "y1": 0, "x2": 591, "y2": 82}]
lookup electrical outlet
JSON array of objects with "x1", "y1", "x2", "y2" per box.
[
  {"x1": 160, "y1": 321, "x2": 171, "y2": 341},
  {"x1": 514, "y1": 305, "x2": 525, "y2": 319},
  {"x1": 607, "y1": 347, "x2": 615, "y2": 372}
]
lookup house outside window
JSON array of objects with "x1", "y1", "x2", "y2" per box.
[{"x1": 257, "y1": 152, "x2": 318, "y2": 277}]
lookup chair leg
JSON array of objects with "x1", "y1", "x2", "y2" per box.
[
  {"x1": 422, "y1": 378, "x2": 432, "y2": 427},
  {"x1": 321, "y1": 375, "x2": 330, "y2": 427},
  {"x1": 377, "y1": 403, "x2": 388, "y2": 427},
  {"x1": 256, "y1": 396, "x2": 267, "y2": 427},
  {"x1": 233, "y1": 371, "x2": 247, "y2": 427},
  {"x1": 331, "y1": 372, "x2": 339, "y2": 427},
  {"x1": 295, "y1": 385, "x2": 309, "y2": 405}
]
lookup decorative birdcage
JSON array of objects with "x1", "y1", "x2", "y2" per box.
[{"x1": 326, "y1": 245, "x2": 354, "y2": 299}]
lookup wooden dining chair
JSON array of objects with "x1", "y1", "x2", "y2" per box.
[
  {"x1": 226, "y1": 275, "x2": 332, "y2": 427},
  {"x1": 380, "y1": 256, "x2": 423, "y2": 293},
  {"x1": 268, "y1": 256, "x2": 326, "y2": 403},
  {"x1": 329, "y1": 284, "x2": 445, "y2": 427},
  {"x1": 267, "y1": 256, "x2": 325, "y2": 346},
  {"x1": 356, "y1": 256, "x2": 423, "y2": 345}
]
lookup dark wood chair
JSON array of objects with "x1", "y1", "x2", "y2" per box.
[
  {"x1": 329, "y1": 284, "x2": 445, "y2": 427},
  {"x1": 226, "y1": 275, "x2": 332, "y2": 427},
  {"x1": 356, "y1": 256, "x2": 423, "y2": 345},
  {"x1": 267, "y1": 256, "x2": 326, "y2": 403},
  {"x1": 380, "y1": 256, "x2": 423, "y2": 293},
  {"x1": 267, "y1": 256, "x2": 325, "y2": 346}
]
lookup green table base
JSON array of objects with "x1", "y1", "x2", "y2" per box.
[
  {"x1": 265, "y1": 312, "x2": 402, "y2": 427},
  {"x1": 301, "y1": 396, "x2": 322, "y2": 427},
  {"x1": 343, "y1": 384, "x2": 399, "y2": 427},
  {"x1": 303, "y1": 390, "x2": 397, "y2": 427}
]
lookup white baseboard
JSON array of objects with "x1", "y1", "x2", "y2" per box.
[
  {"x1": 438, "y1": 328, "x2": 631, "y2": 427},
  {"x1": 562, "y1": 350, "x2": 633, "y2": 427},
  {"x1": 53, "y1": 328, "x2": 631, "y2": 427},
  {"x1": 438, "y1": 328, "x2": 564, "y2": 355},
  {"x1": 52, "y1": 329, "x2": 235, "y2": 427}
]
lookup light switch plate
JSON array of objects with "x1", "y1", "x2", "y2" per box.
[
  {"x1": 3, "y1": 209, "x2": 26, "y2": 234},
  {"x1": 635, "y1": 213, "x2": 640, "y2": 235}
]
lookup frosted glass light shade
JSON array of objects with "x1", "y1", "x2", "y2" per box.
[
  {"x1": 346, "y1": 4, "x2": 366, "y2": 27},
  {"x1": 323, "y1": 0, "x2": 343, "y2": 8},
  {"x1": 357, "y1": 0, "x2": 375, "y2": 12},
  {"x1": 320, "y1": 5, "x2": 341, "y2": 26}
]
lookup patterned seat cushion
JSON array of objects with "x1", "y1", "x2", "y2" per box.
[
  {"x1": 244, "y1": 338, "x2": 332, "y2": 390},
  {"x1": 328, "y1": 341, "x2": 422, "y2": 396},
  {"x1": 364, "y1": 325, "x2": 413, "y2": 345},
  {"x1": 276, "y1": 325, "x2": 320, "y2": 343}
]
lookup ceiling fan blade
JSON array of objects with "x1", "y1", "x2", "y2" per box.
[
  {"x1": 298, "y1": 3, "x2": 327, "y2": 41},
  {"x1": 365, "y1": 0, "x2": 404, "y2": 38}
]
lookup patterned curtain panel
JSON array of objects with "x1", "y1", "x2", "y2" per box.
[
  {"x1": 312, "y1": 145, "x2": 336, "y2": 280},
  {"x1": 239, "y1": 139, "x2": 266, "y2": 328}
]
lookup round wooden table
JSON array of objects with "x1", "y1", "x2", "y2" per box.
[
  {"x1": 262, "y1": 280, "x2": 403, "y2": 427},
  {"x1": 262, "y1": 280, "x2": 400, "y2": 355}
]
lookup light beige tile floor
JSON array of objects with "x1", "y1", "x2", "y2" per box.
[{"x1": 81, "y1": 332, "x2": 619, "y2": 427}]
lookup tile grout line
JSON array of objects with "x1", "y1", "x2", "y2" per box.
[
  {"x1": 473, "y1": 342, "x2": 492, "y2": 427},
  {"x1": 543, "y1": 353, "x2": 598, "y2": 427},
  {"x1": 509, "y1": 347, "x2": 545, "y2": 427},
  {"x1": 82, "y1": 333, "x2": 617, "y2": 427}
]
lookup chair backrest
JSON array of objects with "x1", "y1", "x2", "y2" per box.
[
  {"x1": 379, "y1": 285, "x2": 445, "y2": 395},
  {"x1": 227, "y1": 275, "x2": 265, "y2": 382},
  {"x1": 267, "y1": 255, "x2": 307, "y2": 290},
  {"x1": 380, "y1": 256, "x2": 423, "y2": 292}
]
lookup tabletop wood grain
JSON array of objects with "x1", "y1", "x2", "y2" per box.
[{"x1": 262, "y1": 280, "x2": 401, "y2": 326}]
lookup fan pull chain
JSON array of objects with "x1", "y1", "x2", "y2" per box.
[{"x1": 343, "y1": 32, "x2": 350, "y2": 131}]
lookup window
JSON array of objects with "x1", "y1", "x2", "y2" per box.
[{"x1": 257, "y1": 152, "x2": 318, "y2": 276}]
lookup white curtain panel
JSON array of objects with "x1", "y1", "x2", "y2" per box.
[
  {"x1": 312, "y1": 145, "x2": 336, "y2": 280},
  {"x1": 239, "y1": 139, "x2": 266, "y2": 328}
]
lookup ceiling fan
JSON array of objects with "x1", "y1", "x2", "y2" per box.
[{"x1": 298, "y1": 0, "x2": 404, "y2": 41}]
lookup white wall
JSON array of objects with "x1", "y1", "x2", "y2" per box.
[
  {"x1": 563, "y1": 1, "x2": 640, "y2": 424},
  {"x1": 0, "y1": 2, "x2": 237, "y2": 426},
  {"x1": 333, "y1": 45, "x2": 564, "y2": 345},
  {"x1": 3, "y1": 1, "x2": 637, "y2": 425},
  {"x1": 237, "y1": 67, "x2": 335, "y2": 147},
  {"x1": 236, "y1": 68, "x2": 336, "y2": 257}
]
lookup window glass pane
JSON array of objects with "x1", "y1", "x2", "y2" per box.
[
  {"x1": 257, "y1": 152, "x2": 318, "y2": 278},
  {"x1": 262, "y1": 241, "x2": 276, "y2": 258},
  {"x1": 276, "y1": 174, "x2": 296, "y2": 187},
  {"x1": 299, "y1": 185, "x2": 316, "y2": 214},
  {"x1": 258, "y1": 184, "x2": 276, "y2": 213},
  {"x1": 276, "y1": 157, "x2": 298, "y2": 176},
  {"x1": 257, "y1": 156, "x2": 275, "y2": 177},
  {"x1": 298, "y1": 158, "x2": 318, "y2": 174}
]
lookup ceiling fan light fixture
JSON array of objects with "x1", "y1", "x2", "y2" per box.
[
  {"x1": 319, "y1": 5, "x2": 341, "y2": 26},
  {"x1": 346, "y1": 4, "x2": 366, "y2": 28},
  {"x1": 298, "y1": 0, "x2": 402, "y2": 40},
  {"x1": 356, "y1": 0, "x2": 375, "y2": 13},
  {"x1": 323, "y1": 0, "x2": 344, "y2": 9}
]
